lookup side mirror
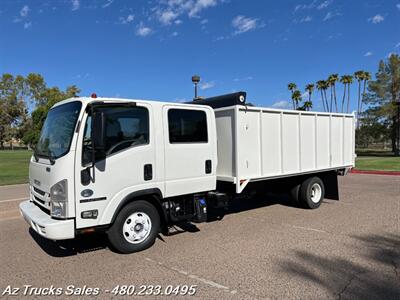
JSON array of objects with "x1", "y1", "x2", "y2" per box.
[{"x1": 92, "y1": 110, "x2": 106, "y2": 151}]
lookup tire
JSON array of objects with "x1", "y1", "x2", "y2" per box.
[
  {"x1": 107, "y1": 200, "x2": 160, "y2": 254},
  {"x1": 299, "y1": 177, "x2": 325, "y2": 209}
]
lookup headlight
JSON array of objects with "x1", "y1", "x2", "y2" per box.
[{"x1": 50, "y1": 179, "x2": 68, "y2": 218}]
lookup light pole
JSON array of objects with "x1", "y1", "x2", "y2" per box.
[
  {"x1": 396, "y1": 98, "x2": 400, "y2": 156},
  {"x1": 192, "y1": 75, "x2": 200, "y2": 100}
]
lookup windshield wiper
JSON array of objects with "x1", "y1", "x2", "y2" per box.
[{"x1": 47, "y1": 149, "x2": 56, "y2": 165}]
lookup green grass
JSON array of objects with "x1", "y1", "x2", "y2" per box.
[
  {"x1": 0, "y1": 150, "x2": 32, "y2": 186},
  {"x1": 355, "y1": 156, "x2": 400, "y2": 172}
]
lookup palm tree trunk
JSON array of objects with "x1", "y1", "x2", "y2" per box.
[
  {"x1": 320, "y1": 91, "x2": 326, "y2": 112},
  {"x1": 360, "y1": 80, "x2": 367, "y2": 114},
  {"x1": 323, "y1": 90, "x2": 329, "y2": 112},
  {"x1": 330, "y1": 87, "x2": 333, "y2": 112},
  {"x1": 333, "y1": 84, "x2": 338, "y2": 112},
  {"x1": 357, "y1": 81, "x2": 361, "y2": 119},
  {"x1": 347, "y1": 83, "x2": 351, "y2": 113},
  {"x1": 341, "y1": 84, "x2": 346, "y2": 113}
]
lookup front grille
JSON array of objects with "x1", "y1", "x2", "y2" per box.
[
  {"x1": 33, "y1": 187, "x2": 45, "y2": 196},
  {"x1": 34, "y1": 195, "x2": 45, "y2": 205},
  {"x1": 33, "y1": 201, "x2": 50, "y2": 214}
]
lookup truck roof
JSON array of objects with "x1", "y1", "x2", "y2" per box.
[{"x1": 51, "y1": 96, "x2": 212, "y2": 110}]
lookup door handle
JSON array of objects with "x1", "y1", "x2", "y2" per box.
[
  {"x1": 205, "y1": 160, "x2": 212, "y2": 174},
  {"x1": 144, "y1": 164, "x2": 153, "y2": 181}
]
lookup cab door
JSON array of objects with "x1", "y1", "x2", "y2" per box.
[
  {"x1": 74, "y1": 103, "x2": 156, "y2": 229},
  {"x1": 163, "y1": 105, "x2": 216, "y2": 197}
]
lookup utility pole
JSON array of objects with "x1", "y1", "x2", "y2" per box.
[
  {"x1": 192, "y1": 75, "x2": 200, "y2": 100},
  {"x1": 396, "y1": 99, "x2": 400, "y2": 156}
]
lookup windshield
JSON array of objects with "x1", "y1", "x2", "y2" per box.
[{"x1": 36, "y1": 101, "x2": 82, "y2": 159}]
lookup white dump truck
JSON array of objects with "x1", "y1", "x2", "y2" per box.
[{"x1": 19, "y1": 92, "x2": 355, "y2": 253}]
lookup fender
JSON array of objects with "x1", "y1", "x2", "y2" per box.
[{"x1": 110, "y1": 188, "x2": 166, "y2": 223}]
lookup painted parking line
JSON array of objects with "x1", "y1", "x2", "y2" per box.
[
  {"x1": 290, "y1": 225, "x2": 327, "y2": 233},
  {"x1": 145, "y1": 257, "x2": 238, "y2": 295},
  {"x1": 0, "y1": 197, "x2": 27, "y2": 203}
]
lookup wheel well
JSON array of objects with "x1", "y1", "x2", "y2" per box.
[{"x1": 111, "y1": 190, "x2": 169, "y2": 235}]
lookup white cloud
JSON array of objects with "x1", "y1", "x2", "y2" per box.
[
  {"x1": 154, "y1": 0, "x2": 220, "y2": 26},
  {"x1": 200, "y1": 81, "x2": 215, "y2": 90},
  {"x1": 323, "y1": 11, "x2": 342, "y2": 21},
  {"x1": 20, "y1": 5, "x2": 29, "y2": 17},
  {"x1": 188, "y1": 0, "x2": 218, "y2": 18},
  {"x1": 299, "y1": 15, "x2": 312, "y2": 23},
  {"x1": 397, "y1": 4, "x2": 400, "y2": 10},
  {"x1": 159, "y1": 10, "x2": 179, "y2": 25},
  {"x1": 175, "y1": 19, "x2": 183, "y2": 25},
  {"x1": 368, "y1": 14, "x2": 384, "y2": 24},
  {"x1": 71, "y1": 0, "x2": 80, "y2": 11},
  {"x1": 136, "y1": 23, "x2": 152, "y2": 37},
  {"x1": 172, "y1": 31, "x2": 178, "y2": 36},
  {"x1": 317, "y1": 0, "x2": 332, "y2": 10},
  {"x1": 364, "y1": 51, "x2": 373, "y2": 57},
  {"x1": 395, "y1": 42, "x2": 400, "y2": 48},
  {"x1": 272, "y1": 100, "x2": 290, "y2": 109},
  {"x1": 200, "y1": 19, "x2": 208, "y2": 25},
  {"x1": 102, "y1": 0, "x2": 114, "y2": 8},
  {"x1": 294, "y1": 0, "x2": 322, "y2": 12},
  {"x1": 118, "y1": 14, "x2": 134, "y2": 24},
  {"x1": 23, "y1": 22, "x2": 32, "y2": 29},
  {"x1": 232, "y1": 15, "x2": 263, "y2": 35}
]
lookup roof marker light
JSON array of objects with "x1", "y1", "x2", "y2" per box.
[{"x1": 91, "y1": 93, "x2": 97, "y2": 98}]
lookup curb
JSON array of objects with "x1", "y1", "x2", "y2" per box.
[{"x1": 351, "y1": 169, "x2": 400, "y2": 176}]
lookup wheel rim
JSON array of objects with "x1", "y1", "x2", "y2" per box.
[
  {"x1": 122, "y1": 212, "x2": 152, "y2": 244},
  {"x1": 310, "y1": 183, "x2": 322, "y2": 203}
]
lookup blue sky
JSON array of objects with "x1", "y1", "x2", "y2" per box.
[{"x1": 1, "y1": 0, "x2": 399, "y2": 111}]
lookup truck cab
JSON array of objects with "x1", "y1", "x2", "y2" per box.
[{"x1": 20, "y1": 97, "x2": 217, "y2": 253}]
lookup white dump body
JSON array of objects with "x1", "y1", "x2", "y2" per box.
[{"x1": 215, "y1": 105, "x2": 356, "y2": 193}]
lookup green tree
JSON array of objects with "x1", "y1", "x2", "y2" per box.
[
  {"x1": 0, "y1": 74, "x2": 27, "y2": 149},
  {"x1": 354, "y1": 70, "x2": 364, "y2": 119},
  {"x1": 365, "y1": 54, "x2": 400, "y2": 155},
  {"x1": 292, "y1": 90, "x2": 302, "y2": 110},
  {"x1": 340, "y1": 75, "x2": 353, "y2": 113},
  {"x1": 327, "y1": 74, "x2": 339, "y2": 112},
  {"x1": 288, "y1": 82, "x2": 297, "y2": 109},
  {"x1": 316, "y1": 80, "x2": 328, "y2": 112},
  {"x1": 360, "y1": 71, "x2": 371, "y2": 114}
]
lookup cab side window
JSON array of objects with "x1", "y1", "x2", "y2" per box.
[
  {"x1": 82, "y1": 105, "x2": 149, "y2": 165},
  {"x1": 168, "y1": 109, "x2": 208, "y2": 143}
]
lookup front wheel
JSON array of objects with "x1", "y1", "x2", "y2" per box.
[
  {"x1": 299, "y1": 177, "x2": 325, "y2": 209},
  {"x1": 108, "y1": 200, "x2": 160, "y2": 254}
]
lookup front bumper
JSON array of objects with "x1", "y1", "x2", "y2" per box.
[{"x1": 19, "y1": 201, "x2": 75, "y2": 240}]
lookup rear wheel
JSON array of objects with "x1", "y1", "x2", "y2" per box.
[
  {"x1": 108, "y1": 200, "x2": 160, "y2": 253},
  {"x1": 299, "y1": 177, "x2": 325, "y2": 209}
]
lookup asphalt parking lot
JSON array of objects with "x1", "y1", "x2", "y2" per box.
[{"x1": 0, "y1": 174, "x2": 399, "y2": 299}]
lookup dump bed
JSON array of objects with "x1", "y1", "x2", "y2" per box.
[{"x1": 214, "y1": 105, "x2": 355, "y2": 193}]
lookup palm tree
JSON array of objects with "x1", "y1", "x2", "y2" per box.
[
  {"x1": 354, "y1": 70, "x2": 364, "y2": 117},
  {"x1": 305, "y1": 83, "x2": 314, "y2": 102},
  {"x1": 316, "y1": 80, "x2": 327, "y2": 112},
  {"x1": 340, "y1": 75, "x2": 349, "y2": 113},
  {"x1": 327, "y1": 74, "x2": 339, "y2": 112},
  {"x1": 321, "y1": 80, "x2": 330, "y2": 112},
  {"x1": 292, "y1": 90, "x2": 302, "y2": 110},
  {"x1": 360, "y1": 71, "x2": 371, "y2": 114},
  {"x1": 303, "y1": 101, "x2": 313, "y2": 111},
  {"x1": 288, "y1": 83, "x2": 297, "y2": 109},
  {"x1": 346, "y1": 75, "x2": 354, "y2": 113}
]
